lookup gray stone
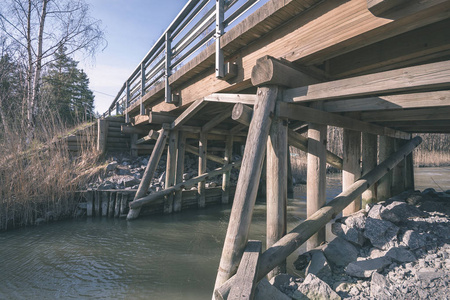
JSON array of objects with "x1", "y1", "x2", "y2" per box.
[
  {"x1": 367, "y1": 204, "x2": 383, "y2": 219},
  {"x1": 305, "y1": 250, "x2": 332, "y2": 280},
  {"x1": 293, "y1": 252, "x2": 311, "y2": 271},
  {"x1": 363, "y1": 217, "x2": 399, "y2": 250},
  {"x1": 380, "y1": 201, "x2": 427, "y2": 224},
  {"x1": 106, "y1": 161, "x2": 118, "y2": 172},
  {"x1": 401, "y1": 230, "x2": 427, "y2": 250},
  {"x1": 417, "y1": 268, "x2": 444, "y2": 281},
  {"x1": 119, "y1": 176, "x2": 139, "y2": 187},
  {"x1": 270, "y1": 273, "x2": 298, "y2": 291},
  {"x1": 369, "y1": 248, "x2": 387, "y2": 259},
  {"x1": 256, "y1": 278, "x2": 291, "y2": 300},
  {"x1": 370, "y1": 272, "x2": 391, "y2": 299},
  {"x1": 296, "y1": 274, "x2": 341, "y2": 300},
  {"x1": 385, "y1": 247, "x2": 416, "y2": 263},
  {"x1": 323, "y1": 237, "x2": 359, "y2": 267},
  {"x1": 332, "y1": 222, "x2": 366, "y2": 247},
  {"x1": 406, "y1": 192, "x2": 425, "y2": 206},
  {"x1": 345, "y1": 257, "x2": 392, "y2": 278}
]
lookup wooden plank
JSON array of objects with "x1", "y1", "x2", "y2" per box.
[
  {"x1": 306, "y1": 117, "x2": 327, "y2": 250},
  {"x1": 97, "y1": 119, "x2": 108, "y2": 154},
  {"x1": 201, "y1": 108, "x2": 232, "y2": 133},
  {"x1": 174, "y1": 131, "x2": 186, "y2": 212},
  {"x1": 266, "y1": 117, "x2": 288, "y2": 278},
  {"x1": 133, "y1": 114, "x2": 149, "y2": 125},
  {"x1": 322, "y1": 91, "x2": 450, "y2": 113},
  {"x1": 185, "y1": 144, "x2": 226, "y2": 165},
  {"x1": 377, "y1": 136, "x2": 394, "y2": 201},
  {"x1": 222, "y1": 135, "x2": 233, "y2": 204},
  {"x1": 342, "y1": 129, "x2": 361, "y2": 216},
  {"x1": 95, "y1": 191, "x2": 101, "y2": 217},
  {"x1": 101, "y1": 191, "x2": 109, "y2": 217},
  {"x1": 251, "y1": 56, "x2": 318, "y2": 87},
  {"x1": 86, "y1": 190, "x2": 93, "y2": 217},
  {"x1": 228, "y1": 241, "x2": 262, "y2": 300},
  {"x1": 392, "y1": 138, "x2": 406, "y2": 196},
  {"x1": 216, "y1": 136, "x2": 423, "y2": 299},
  {"x1": 367, "y1": 0, "x2": 409, "y2": 15},
  {"x1": 198, "y1": 132, "x2": 207, "y2": 208},
  {"x1": 359, "y1": 106, "x2": 450, "y2": 122},
  {"x1": 114, "y1": 192, "x2": 122, "y2": 218},
  {"x1": 164, "y1": 130, "x2": 178, "y2": 214},
  {"x1": 171, "y1": 99, "x2": 208, "y2": 129},
  {"x1": 214, "y1": 86, "x2": 279, "y2": 291},
  {"x1": 361, "y1": 133, "x2": 377, "y2": 207},
  {"x1": 204, "y1": 93, "x2": 257, "y2": 105},
  {"x1": 121, "y1": 124, "x2": 149, "y2": 135},
  {"x1": 285, "y1": 61, "x2": 450, "y2": 103},
  {"x1": 277, "y1": 102, "x2": 411, "y2": 139},
  {"x1": 149, "y1": 111, "x2": 177, "y2": 124},
  {"x1": 108, "y1": 192, "x2": 116, "y2": 218}
]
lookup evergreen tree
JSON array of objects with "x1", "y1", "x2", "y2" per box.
[{"x1": 41, "y1": 46, "x2": 95, "y2": 124}]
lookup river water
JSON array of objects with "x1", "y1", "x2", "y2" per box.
[{"x1": 0, "y1": 168, "x2": 447, "y2": 299}]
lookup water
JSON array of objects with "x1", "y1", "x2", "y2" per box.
[{"x1": 0, "y1": 168, "x2": 446, "y2": 299}]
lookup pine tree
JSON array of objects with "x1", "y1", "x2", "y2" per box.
[{"x1": 41, "y1": 46, "x2": 95, "y2": 124}]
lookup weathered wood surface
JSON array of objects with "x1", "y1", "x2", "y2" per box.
[
  {"x1": 361, "y1": 133, "x2": 377, "y2": 207},
  {"x1": 222, "y1": 135, "x2": 233, "y2": 204},
  {"x1": 377, "y1": 136, "x2": 395, "y2": 201},
  {"x1": 97, "y1": 118, "x2": 108, "y2": 154},
  {"x1": 215, "y1": 136, "x2": 423, "y2": 299},
  {"x1": 198, "y1": 132, "x2": 207, "y2": 208},
  {"x1": 174, "y1": 131, "x2": 186, "y2": 212},
  {"x1": 342, "y1": 129, "x2": 362, "y2": 216},
  {"x1": 164, "y1": 130, "x2": 178, "y2": 214},
  {"x1": 228, "y1": 241, "x2": 262, "y2": 300},
  {"x1": 213, "y1": 86, "x2": 279, "y2": 291}
]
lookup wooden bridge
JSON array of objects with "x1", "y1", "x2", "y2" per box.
[{"x1": 97, "y1": 0, "x2": 450, "y2": 298}]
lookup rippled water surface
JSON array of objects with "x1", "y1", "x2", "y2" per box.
[{"x1": 1, "y1": 168, "x2": 444, "y2": 299}]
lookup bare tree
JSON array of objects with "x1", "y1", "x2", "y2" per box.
[{"x1": 0, "y1": 0, "x2": 105, "y2": 140}]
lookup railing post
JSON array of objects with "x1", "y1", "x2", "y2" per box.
[
  {"x1": 165, "y1": 31, "x2": 173, "y2": 103},
  {"x1": 215, "y1": 0, "x2": 225, "y2": 78},
  {"x1": 126, "y1": 80, "x2": 130, "y2": 123},
  {"x1": 140, "y1": 63, "x2": 146, "y2": 115}
]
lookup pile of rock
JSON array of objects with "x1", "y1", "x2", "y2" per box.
[
  {"x1": 265, "y1": 188, "x2": 450, "y2": 299},
  {"x1": 86, "y1": 153, "x2": 241, "y2": 191}
]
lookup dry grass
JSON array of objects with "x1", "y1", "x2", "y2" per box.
[{"x1": 0, "y1": 116, "x2": 102, "y2": 231}]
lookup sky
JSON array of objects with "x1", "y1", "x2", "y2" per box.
[{"x1": 78, "y1": 0, "x2": 188, "y2": 115}]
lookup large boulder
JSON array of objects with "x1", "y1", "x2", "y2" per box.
[
  {"x1": 380, "y1": 201, "x2": 428, "y2": 224},
  {"x1": 401, "y1": 229, "x2": 427, "y2": 250},
  {"x1": 332, "y1": 211, "x2": 367, "y2": 246},
  {"x1": 294, "y1": 274, "x2": 341, "y2": 300},
  {"x1": 345, "y1": 257, "x2": 392, "y2": 278},
  {"x1": 323, "y1": 237, "x2": 359, "y2": 267},
  {"x1": 363, "y1": 217, "x2": 399, "y2": 250}
]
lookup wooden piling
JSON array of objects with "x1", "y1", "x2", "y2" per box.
[
  {"x1": 101, "y1": 191, "x2": 108, "y2": 217},
  {"x1": 120, "y1": 193, "x2": 128, "y2": 217},
  {"x1": 392, "y1": 138, "x2": 406, "y2": 195},
  {"x1": 361, "y1": 133, "x2": 377, "y2": 207},
  {"x1": 405, "y1": 144, "x2": 415, "y2": 191},
  {"x1": 165, "y1": 130, "x2": 178, "y2": 214},
  {"x1": 266, "y1": 117, "x2": 288, "y2": 278},
  {"x1": 114, "y1": 192, "x2": 121, "y2": 218},
  {"x1": 108, "y1": 192, "x2": 115, "y2": 218},
  {"x1": 222, "y1": 135, "x2": 233, "y2": 204},
  {"x1": 198, "y1": 132, "x2": 207, "y2": 208},
  {"x1": 174, "y1": 131, "x2": 186, "y2": 212},
  {"x1": 127, "y1": 126, "x2": 169, "y2": 220},
  {"x1": 377, "y1": 135, "x2": 395, "y2": 201},
  {"x1": 213, "y1": 85, "x2": 279, "y2": 291},
  {"x1": 306, "y1": 120, "x2": 327, "y2": 250},
  {"x1": 86, "y1": 190, "x2": 93, "y2": 217},
  {"x1": 95, "y1": 191, "x2": 101, "y2": 217},
  {"x1": 131, "y1": 133, "x2": 138, "y2": 157},
  {"x1": 342, "y1": 129, "x2": 361, "y2": 216}
]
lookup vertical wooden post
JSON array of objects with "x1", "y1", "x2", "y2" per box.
[
  {"x1": 165, "y1": 31, "x2": 172, "y2": 103},
  {"x1": 215, "y1": 0, "x2": 224, "y2": 78},
  {"x1": 266, "y1": 117, "x2": 288, "y2": 278},
  {"x1": 174, "y1": 131, "x2": 186, "y2": 212},
  {"x1": 120, "y1": 193, "x2": 128, "y2": 216},
  {"x1": 306, "y1": 121, "x2": 327, "y2": 250},
  {"x1": 131, "y1": 133, "x2": 138, "y2": 157},
  {"x1": 86, "y1": 190, "x2": 93, "y2": 217},
  {"x1": 392, "y1": 138, "x2": 406, "y2": 196},
  {"x1": 198, "y1": 132, "x2": 207, "y2": 208},
  {"x1": 222, "y1": 135, "x2": 233, "y2": 204},
  {"x1": 361, "y1": 133, "x2": 377, "y2": 208},
  {"x1": 108, "y1": 192, "x2": 115, "y2": 218},
  {"x1": 213, "y1": 86, "x2": 279, "y2": 291},
  {"x1": 165, "y1": 130, "x2": 178, "y2": 214},
  {"x1": 377, "y1": 136, "x2": 394, "y2": 201},
  {"x1": 114, "y1": 192, "x2": 121, "y2": 218},
  {"x1": 287, "y1": 147, "x2": 294, "y2": 198},
  {"x1": 95, "y1": 191, "x2": 101, "y2": 217},
  {"x1": 97, "y1": 118, "x2": 108, "y2": 154},
  {"x1": 140, "y1": 63, "x2": 146, "y2": 115},
  {"x1": 125, "y1": 80, "x2": 130, "y2": 123},
  {"x1": 342, "y1": 129, "x2": 361, "y2": 216},
  {"x1": 101, "y1": 191, "x2": 109, "y2": 217},
  {"x1": 127, "y1": 126, "x2": 169, "y2": 220},
  {"x1": 405, "y1": 139, "x2": 415, "y2": 191}
]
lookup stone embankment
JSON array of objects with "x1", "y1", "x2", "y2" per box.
[{"x1": 260, "y1": 188, "x2": 450, "y2": 300}]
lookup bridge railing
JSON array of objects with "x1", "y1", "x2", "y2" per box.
[{"x1": 102, "y1": 0, "x2": 266, "y2": 119}]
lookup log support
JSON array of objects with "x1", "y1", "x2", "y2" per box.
[
  {"x1": 342, "y1": 129, "x2": 361, "y2": 216},
  {"x1": 198, "y1": 132, "x2": 207, "y2": 208},
  {"x1": 174, "y1": 131, "x2": 186, "y2": 212},
  {"x1": 377, "y1": 136, "x2": 395, "y2": 201},
  {"x1": 97, "y1": 118, "x2": 108, "y2": 154},
  {"x1": 222, "y1": 135, "x2": 233, "y2": 204},
  {"x1": 361, "y1": 133, "x2": 377, "y2": 207},
  {"x1": 392, "y1": 138, "x2": 406, "y2": 196},
  {"x1": 165, "y1": 130, "x2": 178, "y2": 214}
]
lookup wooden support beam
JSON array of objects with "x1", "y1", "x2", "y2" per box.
[
  {"x1": 277, "y1": 102, "x2": 410, "y2": 139},
  {"x1": 392, "y1": 139, "x2": 406, "y2": 196},
  {"x1": 232, "y1": 102, "x2": 343, "y2": 169},
  {"x1": 198, "y1": 132, "x2": 207, "y2": 208},
  {"x1": 165, "y1": 130, "x2": 178, "y2": 214},
  {"x1": 185, "y1": 144, "x2": 226, "y2": 165},
  {"x1": 285, "y1": 61, "x2": 450, "y2": 103},
  {"x1": 149, "y1": 111, "x2": 176, "y2": 124},
  {"x1": 127, "y1": 126, "x2": 169, "y2": 220},
  {"x1": 306, "y1": 117, "x2": 327, "y2": 250},
  {"x1": 108, "y1": 192, "x2": 115, "y2": 218},
  {"x1": 114, "y1": 192, "x2": 121, "y2": 218},
  {"x1": 130, "y1": 133, "x2": 138, "y2": 157},
  {"x1": 405, "y1": 144, "x2": 415, "y2": 191},
  {"x1": 322, "y1": 91, "x2": 450, "y2": 113},
  {"x1": 101, "y1": 191, "x2": 108, "y2": 217},
  {"x1": 359, "y1": 106, "x2": 450, "y2": 122},
  {"x1": 204, "y1": 93, "x2": 257, "y2": 105},
  {"x1": 367, "y1": 0, "x2": 409, "y2": 15},
  {"x1": 121, "y1": 124, "x2": 149, "y2": 135},
  {"x1": 342, "y1": 129, "x2": 361, "y2": 216},
  {"x1": 266, "y1": 117, "x2": 288, "y2": 278},
  {"x1": 97, "y1": 118, "x2": 108, "y2": 154},
  {"x1": 215, "y1": 137, "x2": 423, "y2": 300},
  {"x1": 171, "y1": 99, "x2": 208, "y2": 129},
  {"x1": 136, "y1": 130, "x2": 160, "y2": 145},
  {"x1": 133, "y1": 114, "x2": 149, "y2": 125},
  {"x1": 222, "y1": 135, "x2": 233, "y2": 204},
  {"x1": 213, "y1": 86, "x2": 279, "y2": 291},
  {"x1": 86, "y1": 190, "x2": 93, "y2": 217},
  {"x1": 129, "y1": 161, "x2": 242, "y2": 209},
  {"x1": 361, "y1": 133, "x2": 377, "y2": 208},
  {"x1": 174, "y1": 131, "x2": 186, "y2": 212},
  {"x1": 228, "y1": 241, "x2": 262, "y2": 300},
  {"x1": 251, "y1": 56, "x2": 318, "y2": 87},
  {"x1": 201, "y1": 108, "x2": 232, "y2": 133},
  {"x1": 377, "y1": 136, "x2": 395, "y2": 202}
]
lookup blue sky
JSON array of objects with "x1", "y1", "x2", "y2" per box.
[{"x1": 79, "y1": 0, "x2": 188, "y2": 114}]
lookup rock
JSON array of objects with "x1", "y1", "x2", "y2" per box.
[
  {"x1": 293, "y1": 253, "x2": 311, "y2": 271},
  {"x1": 345, "y1": 257, "x2": 392, "y2": 278},
  {"x1": 323, "y1": 237, "x2": 359, "y2": 267},
  {"x1": 270, "y1": 273, "x2": 297, "y2": 291},
  {"x1": 380, "y1": 201, "x2": 427, "y2": 224},
  {"x1": 332, "y1": 221, "x2": 366, "y2": 247},
  {"x1": 367, "y1": 204, "x2": 383, "y2": 219},
  {"x1": 363, "y1": 217, "x2": 399, "y2": 250},
  {"x1": 119, "y1": 176, "x2": 139, "y2": 187},
  {"x1": 254, "y1": 278, "x2": 291, "y2": 300},
  {"x1": 406, "y1": 192, "x2": 425, "y2": 205},
  {"x1": 401, "y1": 230, "x2": 427, "y2": 250},
  {"x1": 416, "y1": 268, "x2": 445, "y2": 282},
  {"x1": 305, "y1": 250, "x2": 332, "y2": 280},
  {"x1": 370, "y1": 272, "x2": 391, "y2": 299},
  {"x1": 106, "y1": 161, "x2": 118, "y2": 172},
  {"x1": 385, "y1": 247, "x2": 416, "y2": 263},
  {"x1": 295, "y1": 274, "x2": 341, "y2": 300}
]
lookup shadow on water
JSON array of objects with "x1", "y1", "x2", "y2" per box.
[{"x1": 0, "y1": 168, "x2": 446, "y2": 299}]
